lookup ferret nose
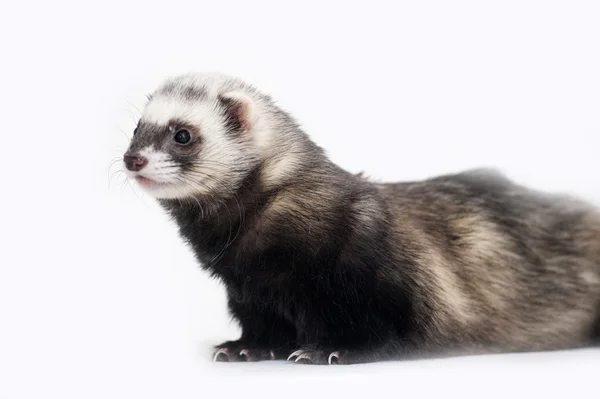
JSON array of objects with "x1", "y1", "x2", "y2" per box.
[{"x1": 124, "y1": 153, "x2": 148, "y2": 172}]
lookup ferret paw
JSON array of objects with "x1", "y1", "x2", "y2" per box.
[
  {"x1": 287, "y1": 348, "x2": 366, "y2": 365},
  {"x1": 287, "y1": 348, "x2": 344, "y2": 365},
  {"x1": 213, "y1": 341, "x2": 279, "y2": 362}
]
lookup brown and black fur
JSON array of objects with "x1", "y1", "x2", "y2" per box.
[{"x1": 127, "y1": 74, "x2": 600, "y2": 364}]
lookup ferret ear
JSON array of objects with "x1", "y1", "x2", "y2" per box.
[{"x1": 218, "y1": 91, "x2": 256, "y2": 133}]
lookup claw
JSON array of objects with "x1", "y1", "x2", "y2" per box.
[
  {"x1": 239, "y1": 349, "x2": 249, "y2": 359},
  {"x1": 270, "y1": 350, "x2": 275, "y2": 360},
  {"x1": 213, "y1": 348, "x2": 229, "y2": 362},
  {"x1": 295, "y1": 352, "x2": 313, "y2": 363},
  {"x1": 328, "y1": 351, "x2": 340, "y2": 365},
  {"x1": 288, "y1": 350, "x2": 314, "y2": 363},
  {"x1": 287, "y1": 349, "x2": 304, "y2": 361}
]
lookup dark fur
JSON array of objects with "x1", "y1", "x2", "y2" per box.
[{"x1": 130, "y1": 76, "x2": 600, "y2": 364}]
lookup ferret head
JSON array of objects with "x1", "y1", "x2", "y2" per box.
[{"x1": 123, "y1": 73, "x2": 272, "y2": 200}]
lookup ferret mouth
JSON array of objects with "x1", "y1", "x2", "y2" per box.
[{"x1": 135, "y1": 175, "x2": 168, "y2": 188}]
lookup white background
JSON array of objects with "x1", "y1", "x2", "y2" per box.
[{"x1": 1, "y1": 1, "x2": 599, "y2": 398}]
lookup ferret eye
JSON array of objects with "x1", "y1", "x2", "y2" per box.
[
  {"x1": 133, "y1": 127, "x2": 138, "y2": 136},
  {"x1": 174, "y1": 129, "x2": 191, "y2": 145}
]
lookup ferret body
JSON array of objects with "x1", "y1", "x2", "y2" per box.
[{"x1": 123, "y1": 73, "x2": 600, "y2": 364}]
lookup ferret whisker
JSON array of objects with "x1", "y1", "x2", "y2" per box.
[
  {"x1": 125, "y1": 179, "x2": 154, "y2": 208},
  {"x1": 110, "y1": 124, "x2": 132, "y2": 142},
  {"x1": 116, "y1": 175, "x2": 129, "y2": 191},
  {"x1": 108, "y1": 170, "x2": 126, "y2": 189},
  {"x1": 124, "y1": 98, "x2": 143, "y2": 117},
  {"x1": 120, "y1": 108, "x2": 140, "y2": 125},
  {"x1": 172, "y1": 178, "x2": 206, "y2": 218}
]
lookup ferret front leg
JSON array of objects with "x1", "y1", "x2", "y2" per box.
[
  {"x1": 287, "y1": 300, "x2": 399, "y2": 365},
  {"x1": 213, "y1": 298, "x2": 297, "y2": 362}
]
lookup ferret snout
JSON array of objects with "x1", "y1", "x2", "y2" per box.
[{"x1": 124, "y1": 153, "x2": 148, "y2": 172}]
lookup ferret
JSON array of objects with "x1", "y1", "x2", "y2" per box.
[{"x1": 123, "y1": 72, "x2": 600, "y2": 364}]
